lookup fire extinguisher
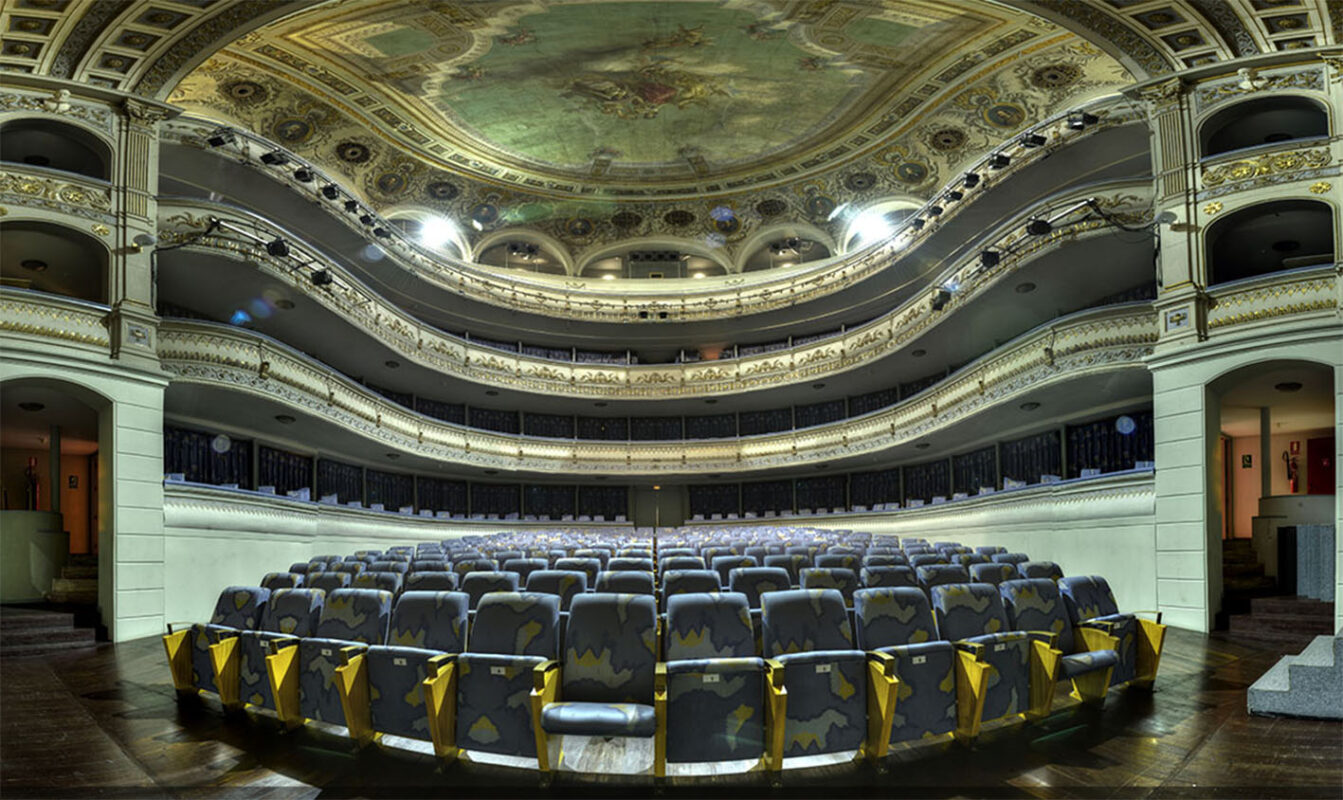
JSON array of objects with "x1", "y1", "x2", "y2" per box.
[{"x1": 1282, "y1": 450, "x2": 1299, "y2": 494}]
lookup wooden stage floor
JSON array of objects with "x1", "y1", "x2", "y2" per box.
[{"x1": 1, "y1": 627, "x2": 1339, "y2": 799}]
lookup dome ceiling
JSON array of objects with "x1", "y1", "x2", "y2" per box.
[{"x1": 163, "y1": 1, "x2": 1145, "y2": 265}]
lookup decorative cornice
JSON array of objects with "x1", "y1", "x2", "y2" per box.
[
  {"x1": 1200, "y1": 146, "x2": 1332, "y2": 188},
  {"x1": 1206, "y1": 266, "x2": 1339, "y2": 330},
  {"x1": 0, "y1": 167, "x2": 115, "y2": 224},
  {"x1": 0, "y1": 291, "x2": 111, "y2": 349}
]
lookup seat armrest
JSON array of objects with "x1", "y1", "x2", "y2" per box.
[
  {"x1": 1075, "y1": 627, "x2": 1119, "y2": 653},
  {"x1": 1027, "y1": 639, "x2": 1063, "y2": 719},
  {"x1": 1135, "y1": 617, "x2": 1167, "y2": 687},
  {"x1": 952, "y1": 648, "x2": 991, "y2": 743},
  {"x1": 339, "y1": 644, "x2": 368, "y2": 665},
  {"x1": 425, "y1": 652, "x2": 458, "y2": 677},
  {"x1": 653, "y1": 663, "x2": 668, "y2": 778},
  {"x1": 334, "y1": 650, "x2": 374, "y2": 745},
  {"x1": 264, "y1": 638, "x2": 303, "y2": 727},
  {"x1": 763, "y1": 659, "x2": 788, "y2": 772},
  {"x1": 165, "y1": 620, "x2": 195, "y2": 636},
  {"x1": 954, "y1": 640, "x2": 986, "y2": 658},
  {"x1": 264, "y1": 635, "x2": 299, "y2": 656},
  {"x1": 422, "y1": 653, "x2": 460, "y2": 759},
  {"x1": 864, "y1": 651, "x2": 901, "y2": 762},
  {"x1": 530, "y1": 660, "x2": 561, "y2": 773},
  {"x1": 1078, "y1": 618, "x2": 1118, "y2": 634},
  {"x1": 209, "y1": 635, "x2": 243, "y2": 707},
  {"x1": 1024, "y1": 630, "x2": 1059, "y2": 649},
  {"x1": 162, "y1": 628, "x2": 194, "y2": 691}
]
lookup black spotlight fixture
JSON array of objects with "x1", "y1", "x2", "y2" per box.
[
  {"x1": 359, "y1": 213, "x2": 375, "y2": 226},
  {"x1": 945, "y1": 190, "x2": 964, "y2": 202},
  {"x1": 910, "y1": 218, "x2": 926, "y2": 231},
  {"x1": 979, "y1": 250, "x2": 1001, "y2": 269},
  {"x1": 293, "y1": 167, "x2": 314, "y2": 183},
  {"x1": 311, "y1": 269, "x2": 334, "y2": 287},
  {"x1": 1026, "y1": 219, "x2": 1053, "y2": 236},
  {"x1": 321, "y1": 184, "x2": 340, "y2": 200},
  {"x1": 928, "y1": 205, "x2": 944, "y2": 217},
  {"x1": 207, "y1": 129, "x2": 235, "y2": 148},
  {"x1": 931, "y1": 287, "x2": 952, "y2": 311},
  {"x1": 988, "y1": 153, "x2": 1010, "y2": 169},
  {"x1": 963, "y1": 172, "x2": 981, "y2": 188},
  {"x1": 1020, "y1": 133, "x2": 1047, "y2": 148},
  {"x1": 260, "y1": 151, "x2": 288, "y2": 166},
  {"x1": 266, "y1": 237, "x2": 289, "y2": 257},
  {"x1": 1067, "y1": 111, "x2": 1099, "y2": 130},
  {"x1": 373, "y1": 226, "x2": 391, "y2": 238},
  {"x1": 343, "y1": 200, "x2": 360, "y2": 213}
]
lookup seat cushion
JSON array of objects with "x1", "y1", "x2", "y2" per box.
[
  {"x1": 540, "y1": 701, "x2": 657, "y2": 737},
  {"x1": 1060, "y1": 649, "x2": 1119, "y2": 679}
]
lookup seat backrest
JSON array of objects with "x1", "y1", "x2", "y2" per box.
[
  {"x1": 999, "y1": 578, "x2": 1073, "y2": 652},
  {"x1": 261, "y1": 572, "x2": 302, "y2": 591},
  {"x1": 562, "y1": 594, "x2": 658, "y2": 704},
  {"x1": 665, "y1": 592, "x2": 754, "y2": 660},
  {"x1": 260, "y1": 588, "x2": 324, "y2": 636},
  {"x1": 728, "y1": 567, "x2": 793, "y2": 609},
  {"x1": 762, "y1": 554, "x2": 807, "y2": 585},
  {"x1": 976, "y1": 546, "x2": 1007, "y2": 555},
  {"x1": 860, "y1": 565, "x2": 918, "y2": 589},
  {"x1": 308, "y1": 572, "x2": 351, "y2": 595},
  {"x1": 1021, "y1": 561, "x2": 1064, "y2": 581},
  {"x1": 953, "y1": 553, "x2": 990, "y2": 567},
  {"x1": 710, "y1": 555, "x2": 757, "y2": 586},
  {"x1": 861, "y1": 554, "x2": 907, "y2": 568},
  {"x1": 553, "y1": 557, "x2": 600, "y2": 585},
  {"x1": 609, "y1": 557, "x2": 655, "y2": 572},
  {"x1": 970, "y1": 562, "x2": 1020, "y2": 585},
  {"x1": 388, "y1": 591, "x2": 468, "y2": 652},
  {"x1": 453, "y1": 558, "x2": 499, "y2": 578},
  {"x1": 492, "y1": 549, "x2": 525, "y2": 564},
  {"x1": 470, "y1": 591, "x2": 560, "y2": 658},
  {"x1": 353, "y1": 571, "x2": 403, "y2": 595},
  {"x1": 659, "y1": 555, "x2": 706, "y2": 573},
  {"x1": 916, "y1": 564, "x2": 970, "y2": 590},
  {"x1": 461, "y1": 571, "x2": 520, "y2": 609},
  {"x1": 743, "y1": 546, "x2": 769, "y2": 562},
  {"x1": 336, "y1": 562, "x2": 367, "y2": 576},
  {"x1": 289, "y1": 562, "x2": 312, "y2": 575},
  {"x1": 595, "y1": 570, "x2": 655, "y2": 595},
  {"x1": 661, "y1": 569, "x2": 721, "y2": 611},
  {"x1": 658, "y1": 547, "x2": 696, "y2": 559},
  {"x1": 1058, "y1": 575, "x2": 1120, "y2": 622},
  {"x1": 815, "y1": 553, "x2": 859, "y2": 571},
  {"x1": 410, "y1": 560, "x2": 450, "y2": 572},
  {"x1": 761, "y1": 588, "x2": 853, "y2": 656},
  {"x1": 501, "y1": 558, "x2": 548, "y2": 583},
  {"x1": 404, "y1": 572, "x2": 458, "y2": 592},
  {"x1": 852, "y1": 587, "x2": 940, "y2": 650},
  {"x1": 369, "y1": 560, "x2": 410, "y2": 574},
  {"x1": 992, "y1": 552, "x2": 1030, "y2": 565},
  {"x1": 618, "y1": 548, "x2": 652, "y2": 559},
  {"x1": 571, "y1": 549, "x2": 608, "y2": 568},
  {"x1": 524, "y1": 570, "x2": 588, "y2": 610},
  {"x1": 208, "y1": 586, "x2": 270, "y2": 629},
  {"x1": 314, "y1": 588, "x2": 393, "y2": 644},
  {"x1": 799, "y1": 568, "x2": 860, "y2": 606},
  {"x1": 908, "y1": 554, "x2": 947, "y2": 568},
  {"x1": 701, "y1": 546, "x2": 736, "y2": 563},
  {"x1": 930, "y1": 583, "x2": 1011, "y2": 641}
]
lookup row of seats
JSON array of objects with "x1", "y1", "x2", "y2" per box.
[{"x1": 165, "y1": 530, "x2": 1166, "y2": 776}]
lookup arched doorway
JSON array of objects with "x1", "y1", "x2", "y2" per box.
[
  {"x1": 1, "y1": 378, "x2": 110, "y2": 646},
  {"x1": 1210, "y1": 360, "x2": 1336, "y2": 651}
]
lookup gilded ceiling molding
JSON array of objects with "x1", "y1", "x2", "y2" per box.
[
  {"x1": 1186, "y1": 0, "x2": 1261, "y2": 58},
  {"x1": 48, "y1": 0, "x2": 135, "y2": 81},
  {"x1": 1017, "y1": 0, "x2": 1174, "y2": 77}
]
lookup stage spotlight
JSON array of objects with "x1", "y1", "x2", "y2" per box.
[
  {"x1": 311, "y1": 269, "x2": 334, "y2": 287},
  {"x1": 293, "y1": 167, "x2": 314, "y2": 182},
  {"x1": 979, "y1": 250, "x2": 1001, "y2": 268},
  {"x1": 359, "y1": 213, "x2": 375, "y2": 226},
  {"x1": 260, "y1": 151, "x2": 288, "y2": 166},
  {"x1": 1020, "y1": 133, "x2": 1047, "y2": 148},
  {"x1": 1026, "y1": 219, "x2": 1053, "y2": 236},
  {"x1": 963, "y1": 172, "x2": 981, "y2": 188},
  {"x1": 928, "y1": 205, "x2": 944, "y2": 217},
  {"x1": 266, "y1": 237, "x2": 289, "y2": 257},
  {"x1": 988, "y1": 153, "x2": 1010, "y2": 169},
  {"x1": 373, "y1": 227, "x2": 391, "y2": 238},
  {"x1": 344, "y1": 200, "x2": 359, "y2": 213},
  {"x1": 207, "y1": 129, "x2": 235, "y2": 148},
  {"x1": 1067, "y1": 111, "x2": 1099, "y2": 130},
  {"x1": 910, "y1": 218, "x2": 926, "y2": 231},
  {"x1": 931, "y1": 287, "x2": 952, "y2": 312},
  {"x1": 945, "y1": 190, "x2": 964, "y2": 202},
  {"x1": 321, "y1": 184, "x2": 340, "y2": 200}
]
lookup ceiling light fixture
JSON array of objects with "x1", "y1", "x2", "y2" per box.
[
  {"x1": 927, "y1": 205, "x2": 944, "y2": 217},
  {"x1": 343, "y1": 200, "x2": 360, "y2": 213},
  {"x1": 1015, "y1": 282, "x2": 1036, "y2": 294},
  {"x1": 1026, "y1": 219, "x2": 1053, "y2": 236},
  {"x1": 910, "y1": 218, "x2": 926, "y2": 231},
  {"x1": 963, "y1": 173, "x2": 981, "y2": 188},
  {"x1": 266, "y1": 238, "x2": 289, "y2": 257},
  {"x1": 1020, "y1": 133, "x2": 1047, "y2": 148},
  {"x1": 988, "y1": 153, "x2": 1010, "y2": 169},
  {"x1": 692, "y1": 272, "x2": 705, "y2": 279},
  {"x1": 930, "y1": 287, "x2": 952, "y2": 312},
  {"x1": 293, "y1": 167, "x2": 314, "y2": 183},
  {"x1": 601, "y1": 274, "x2": 615, "y2": 280},
  {"x1": 320, "y1": 184, "x2": 340, "y2": 200},
  {"x1": 419, "y1": 216, "x2": 456, "y2": 249},
  {"x1": 384, "y1": 360, "x2": 400, "y2": 369},
  {"x1": 979, "y1": 250, "x2": 1000, "y2": 269},
  {"x1": 311, "y1": 269, "x2": 334, "y2": 287},
  {"x1": 260, "y1": 151, "x2": 288, "y2": 166},
  {"x1": 1067, "y1": 111, "x2": 1099, "y2": 130},
  {"x1": 207, "y1": 129, "x2": 235, "y2": 148},
  {"x1": 945, "y1": 190, "x2": 964, "y2": 202}
]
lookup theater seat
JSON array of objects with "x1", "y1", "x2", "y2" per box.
[
  {"x1": 815, "y1": 554, "x2": 859, "y2": 571},
  {"x1": 424, "y1": 592, "x2": 559, "y2": 759},
  {"x1": 307, "y1": 572, "x2": 351, "y2": 595},
  {"x1": 210, "y1": 588, "x2": 323, "y2": 710},
  {"x1": 970, "y1": 562, "x2": 1020, "y2": 586},
  {"x1": 663, "y1": 593, "x2": 771, "y2": 766},
  {"x1": 461, "y1": 571, "x2": 520, "y2": 610},
  {"x1": 1020, "y1": 561, "x2": 1064, "y2": 582},
  {"x1": 609, "y1": 557, "x2": 655, "y2": 573},
  {"x1": 931, "y1": 583, "x2": 1061, "y2": 738},
  {"x1": 572, "y1": 549, "x2": 610, "y2": 569},
  {"x1": 710, "y1": 555, "x2": 757, "y2": 587},
  {"x1": 999, "y1": 579, "x2": 1118, "y2": 705},
  {"x1": 800, "y1": 567, "x2": 860, "y2": 607},
  {"x1": 336, "y1": 591, "x2": 468, "y2": 744},
  {"x1": 659, "y1": 555, "x2": 706, "y2": 573},
  {"x1": 916, "y1": 564, "x2": 969, "y2": 594},
  {"x1": 525, "y1": 570, "x2": 587, "y2": 610},
  {"x1": 534, "y1": 594, "x2": 663, "y2": 774},
  {"x1": 405, "y1": 572, "x2": 458, "y2": 592},
  {"x1": 953, "y1": 553, "x2": 990, "y2": 567},
  {"x1": 261, "y1": 572, "x2": 302, "y2": 591},
  {"x1": 267, "y1": 588, "x2": 393, "y2": 728},
  {"x1": 661, "y1": 569, "x2": 721, "y2": 612},
  {"x1": 860, "y1": 565, "x2": 918, "y2": 589},
  {"x1": 453, "y1": 558, "x2": 498, "y2": 580},
  {"x1": 991, "y1": 553, "x2": 1030, "y2": 566},
  {"x1": 553, "y1": 557, "x2": 601, "y2": 588},
  {"x1": 164, "y1": 585, "x2": 270, "y2": 697},
  {"x1": 1059, "y1": 576, "x2": 1165, "y2": 688},
  {"x1": 760, "y1": 589, "x2": 897, "y2": 763},
  {"x1": 762, "y1": 554, "x2": 808, "y2": 587},
  {"x1": 853, "y1": 587, "x2": 957, "y2": 745},
  {"x1": 354, "y1": 570, "x2": 403, "y2": 595},
  {"x1": 861, "y1": 554, "x2": 907, "y2": 568},
  {"x1": 595, "y1": 570, "x2": 655, "y2": 595},
  {"x1": 908, "y1": 554, "x2": 946, "y2": 568}
]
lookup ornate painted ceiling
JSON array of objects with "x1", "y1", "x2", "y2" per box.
[{"x1": 3, "y1": 0, "x2": 1336, "y2": 265}]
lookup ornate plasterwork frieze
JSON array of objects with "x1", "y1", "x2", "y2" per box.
[
  {"x1": 0, "y1": 291, "x2": 111, "y2": 350},
  {"x1": 1206, "y1": 267, "x2": 1339, "y2": 330},
  {"x1": 0, "y1": 89, "x2": 115, "y2": 132},
  {"x1": 154, "y1": 307, "x2": 1157, "y2": 475},
  {"x1": 0, "y1": 167, "x2": 115, "y2": 224},
  {"x1": 1191, "y1": 65, "x2": 1326, "y2": 115},
  {"x1": 1200, "y1": 146, "x2": 1332, "y2": 188}
]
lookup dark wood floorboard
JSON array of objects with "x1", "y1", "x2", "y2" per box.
[{"x1": 1, "y1": 627, "x2": 1339, "y2": 799}]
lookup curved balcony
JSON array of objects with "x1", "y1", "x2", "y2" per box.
[
  {"x1": 158, "y1": 97, "x2": 1145, "y2": 330},
  {"x1": 155, "y1": 305, "x2": 1158, "y2": 477},
  {"x1": 155, "y1": 180, "x2": 1154, "y2": 401}
]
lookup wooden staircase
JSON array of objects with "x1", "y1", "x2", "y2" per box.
[
  {"x1": 0, "y1": 606, "x2": 98, "y2": 658},
  {"x1": 47, "y1": 554, "x2": 98, "y2": 605}
]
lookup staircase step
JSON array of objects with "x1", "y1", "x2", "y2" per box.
[
  {"x1": 1229, "y1": 613, "x2": 1333, "y2": 636},
  {"x1": 0, "y1": 638, "x2": 99, "y2": 658},
  {"x1": 60, "y1": 565, "x2": 98, "y2": 579},
  {"x1": 50, "y1": 577, "x2": 96, "y2": 592},
  {"x1": 1251, "y1": 596, "x2": 1334, "y2": 617},
  {"x1": 0, "y1": 626, "x2": 95, "y2": 647},
  {"x1": 0, "y1": 608, "x2": 74, "y2": 630}
]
